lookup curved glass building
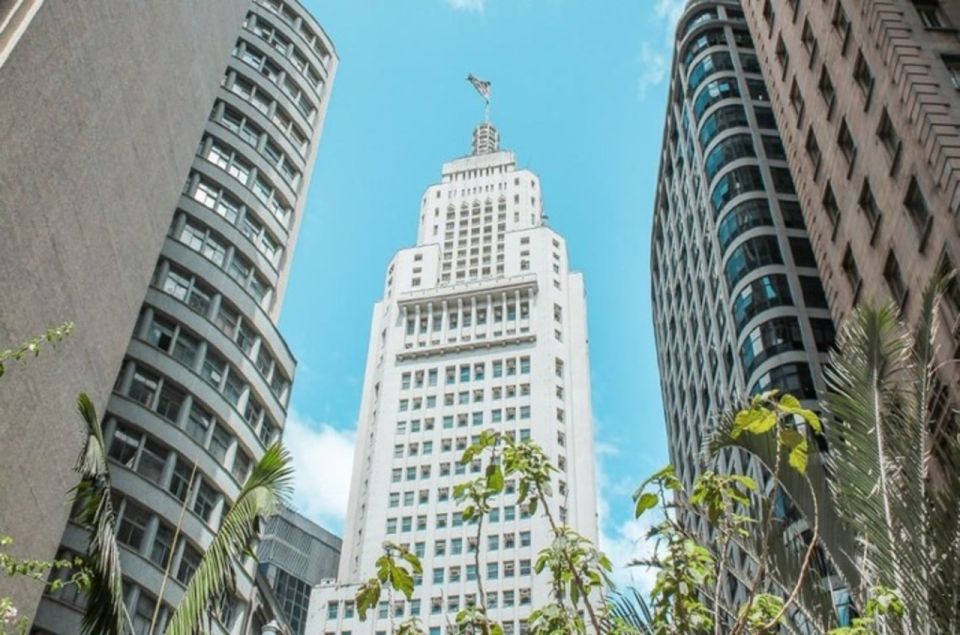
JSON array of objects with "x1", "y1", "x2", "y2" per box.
[
  {"x1": 651, "y1": 0, "x2": 848, "y2": 628},
  {"x1": 34, "y1": 1, "x2": 337, "y2": 633}
]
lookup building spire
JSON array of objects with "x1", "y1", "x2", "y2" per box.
[{"x1": 466, "y1": 74, "x2": 498, "y2": 155}]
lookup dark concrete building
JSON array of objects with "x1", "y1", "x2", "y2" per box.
[
  {"x1": 28, "y1": 0, "x2": 338, "y2": 632},
  {"x1": 258, "y1": 508, "x2": 342, "y2": 635},
  {"x1": 0, "y1": 0, "x2": 256, "y2": 620}
]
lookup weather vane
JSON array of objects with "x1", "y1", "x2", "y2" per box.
[{"x1": 466, "y1": 73, "x2": 492, "y2": 123}]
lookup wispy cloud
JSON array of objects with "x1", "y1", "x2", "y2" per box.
[
  {"x1": 596, "y1": 443, "x2": 658, "y2": 595},
  {"x1": 636, "y1": 0, "x2": 687, "y2": 100},
  {"x1": 284, "y1": 409, "x2": 355, "y2": 531},
  {"x1": 445, "y1": 0, "x2": 485, "y2": 12}
]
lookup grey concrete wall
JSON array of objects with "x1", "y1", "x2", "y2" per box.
[{"x1": 0, "y1": 0, "x2": 250, "y2": 619}]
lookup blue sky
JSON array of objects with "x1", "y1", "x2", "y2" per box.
[{"x1": 279, "y1": 0, "x2": 686, "y2": 588}]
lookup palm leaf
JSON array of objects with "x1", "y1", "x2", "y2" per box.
[
  {"x1": 71, "y1": 393, "x2": 132, "y2": 635},
  {"x1": 822, "y1": 277, "x2": 960, "y2": 633},
  {"x1": 608, "y1": 588, "x2": 655, "y2": 634},
  {"x1": 163, "y1": 443, "x2": 293, "y2": 635}
]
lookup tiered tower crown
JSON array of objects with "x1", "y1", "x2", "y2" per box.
[{"x1": 472, "y1": 122, "x2": 500, "y2": 155}]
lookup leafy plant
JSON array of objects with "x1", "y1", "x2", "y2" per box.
[
  {"x1": 0, "y1": 322, "x2": 73, "y2": 378},
  {"x1": 163, "y1": 443, "x2": 294, "y2": 635}
]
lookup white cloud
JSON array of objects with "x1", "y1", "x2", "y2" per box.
[
  {"x1": 635, "y1": 0, "x2": 687, "y2": 100},
  {"x1": 445, "y1": 0, "x2": 485, "y2": 12},
  {"x1": 596, "y1": 444, "x2": 659, "y2": 596},
  {"x1": 283, "y1": 410, "x2": 356, "y2": 531}
]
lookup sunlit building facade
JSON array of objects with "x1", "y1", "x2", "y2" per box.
[
  {"x1": 306, "y1": 122, "x2": 599, "y2": 635},
  {"x1": 740, "y1": 0, "x2": 960, "y2": 426},
  {"x1": 33, "y1": 1, "x2": 337, "y2": 633}
]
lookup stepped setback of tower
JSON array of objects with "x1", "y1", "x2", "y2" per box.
[{"x1": 307, "y1": 122, "x2": 599, "y2": 635}]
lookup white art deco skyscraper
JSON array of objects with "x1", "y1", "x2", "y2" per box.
[{"x1": 307, "y1": 121, "x2": 598, "y2": 634}]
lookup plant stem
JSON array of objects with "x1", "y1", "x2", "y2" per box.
[{"x1": 534, "y1": 482, "x2": 603, "y2": 634}]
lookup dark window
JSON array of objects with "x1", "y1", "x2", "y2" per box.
[
  {"x1": 747, "y1": 79, "x2": 769, "y2": 101},
  {"x1": 780, "y1": 200, "x2": 805, "y2": 228},
  {"x1": 712, "y1": 165, "x2": 766, "y2": 213},
  {"x1": 724, "y1": 235, "x2": 783, "y2": 288},
  {"x1": 800, "y1": 276, "x2": 829, "y2": 308},
  {"x1": 853, "y1": 51, "x2": 874, "y2": 97},
  {"x1": 732, "y1": 275, "x2": 794, "y2": 332},
  {"x1": 842, "y1": 245, "x2": 861, "y2": 292},
  {"x1": 790, "y1": 237, "x2": 817, "y2": 267},
  {"x1": 717, "y1": 199, "x2": 774, "y2": 253},
  {"x1": 771, "y1": 167, "x2": 796, "y2": 194},
  {"x1": 905, "y1": 177, "x2": 931, "y2": 236},
  {"x1": 740, "y1": 317, "x2": 805, "y2": 376},
  {"x1": 762, "y1": 136, "x2": 786, "y2": 160},
  {"x1": 801, "y1": 18, "x2": 817, "y2": 57},
  {"x1": 688, "y1": 52, "x2": 735, "y2": 92},
  {"x1": 810, "y1": 318, "x2": 837, "y2": 352},
  {"x1": 805, "y1": 129, "x2": 822, "y2": 172},
  {"x1": 818, "y1": 68, "x2": 836, "y2": 109},
  {"x1": 915, "y1": 1, "x2": 946, "y2": 28},
  {"x1": 884, "y1": 250, "x2": 908, "y2": 306},
  {"x1": 699, "y1": 104, "x2": 749, "y2": 147},
  {"x1": 877, "y1": 109, "x2": 900, "y2": 158},
  {"x1": 705, "y1": 134, "x2": 756, "y2": 181},
  {"x1": 776, "y1": 35, "x2": 790, "y2": 71},
  {"x1": 683, "y1": 29, "x2": 727, "y2": 67},
  {"x1": 754, "y1": 107, "x2": 777, "y2": 130},
  {"x1": 751, "y1": 362, "x2": 818, "y2": 399},
  {"x1": 693, "y1": 77, "x2": 740, "y2": 119},
  {"x1": 937, "y1": 251, "x2": 960, "y2": 314},
  {"x1": 822, "y1": 182, "x2": 840, "y2": 228},
  {"x1": 740, "y1": 53, "x2": 762, "y2": 74},
  {"x1": 858, "y1": 178, "x2": 881, "y2": 231},
  {"x1": 838, "y1": 119, "x2": 857, "y2": 165},
  {"x1": 944, "y1": 56, "x2": 960, "y2": 89}
]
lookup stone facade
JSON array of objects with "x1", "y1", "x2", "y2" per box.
[
  {"x1": 740, "y1": 0, "x2": 960, "y2": 414},
  {"x1": 0, "y1": 0, "x2": 252, "y2": 620}
]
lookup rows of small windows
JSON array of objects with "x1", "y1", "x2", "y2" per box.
[
  {"x1": 680, "y1": 4, "x2": 744, "y2": 41},
  {"x1": 272, "y1": 569, "x2": 311, "y2": 635},
  {"x1": 724, "y1": 234, "x2": 815, "y2": 291},
  {"x1": 189, "y1": 171, "x2": 284, "y2": 268},
  {"x1": 405, "y1": 295, "x2": 530, "y2": 348},
  {"x1": 393, "y1": 427, "x2": 559, "y2": 462},
  {"x1": 226, "y1": 71, "x2": 311, "y2": 156},
  {"x1": 254, "y1": 0, "x2": 333, "y2": 66},
  {"x1": 153, "y1": 261, "x2": 292, "y2": 408},
  {"x1": 140, "y1": 308, "x2": 285, "y2": 433},
  {"x1": 750, "y1": 362, "x2": 818, "y2": 400},
  {"x1": 401, "y1": 357, "x2": 531, "y2": 388},
  {"x1": 203, "y1": 123, "x2": 301, "y2": 194},
  {"x1": 175, "y1": 215, "x2": 275, "y2": 308},
  {"x1": 739, "y1": 316, "x2": 834, "y2": 377},
  {"x1": 211, "y1": 103, "x2": 295, "y2": 227},
  {"x1": 385, "y1": 504, "x2": 541, "y2": 535},
  {"x1": 324, "y1": 593, "x2": 533, "y2": 631},
  {"x1": 711, "y1": 165, "x2": 795, "y2": 215},
  {"x1": 699, "y1": 104, "x2": 776, "y2": 149},
  {"x1": 115, "y1": 361, "x2": 267, "y2": 475},
  {"x1": 244, "y1": 11, "x2": 326, "y2": 94},
  {"x1": 774, "y1": 0, "x2": 940, "y2": 255},
  {"x1": 232, "y1": 38, "x2": 317, "y2": 123},
  {"x1": 389, "y1": 450, "x2": 569, "y2": 485}
]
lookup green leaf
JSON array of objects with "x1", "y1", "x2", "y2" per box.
[
  {"x1": 732, "y1": 406, "x2": 778, "y2": 438},
  {"x1": 487, "y1": 464, "x2": 504, "y2": 492},
  {"x1": 634, "y1": 492, "x2": 659, "y2": 519},
  {"x1": 778, "y1": 393, "x2": 823, "y2": 434},
  {"x1": 784, "y1": 431, "x2": 809, "y2": 473}
]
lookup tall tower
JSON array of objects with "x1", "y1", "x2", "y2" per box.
[
  {"x1": 651, "y1": 0, "x2": 851, "y2": 627},
  {"x1": 33, "y1": 1, "x2": 337, "y2": 633},
  {"x1": 307, "y1": 121, "x2": 598, "y2": 635},
  {"x1": 739, "y1": 0, "x2": 960, "y2": 416}
]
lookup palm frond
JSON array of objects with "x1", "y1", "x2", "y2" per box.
[
  {"x1": 822, "y1": 279, "x2": 960, "y2": 633},
  {"x1": 608, "y1": 588, "x2": 655, "y2": 634},
  {"x1": 163, "y1": 443, "x2": 293, "y2": 635},
  {"x1": 71, "y1": 393, "x2": 131, "y2": 635}
]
